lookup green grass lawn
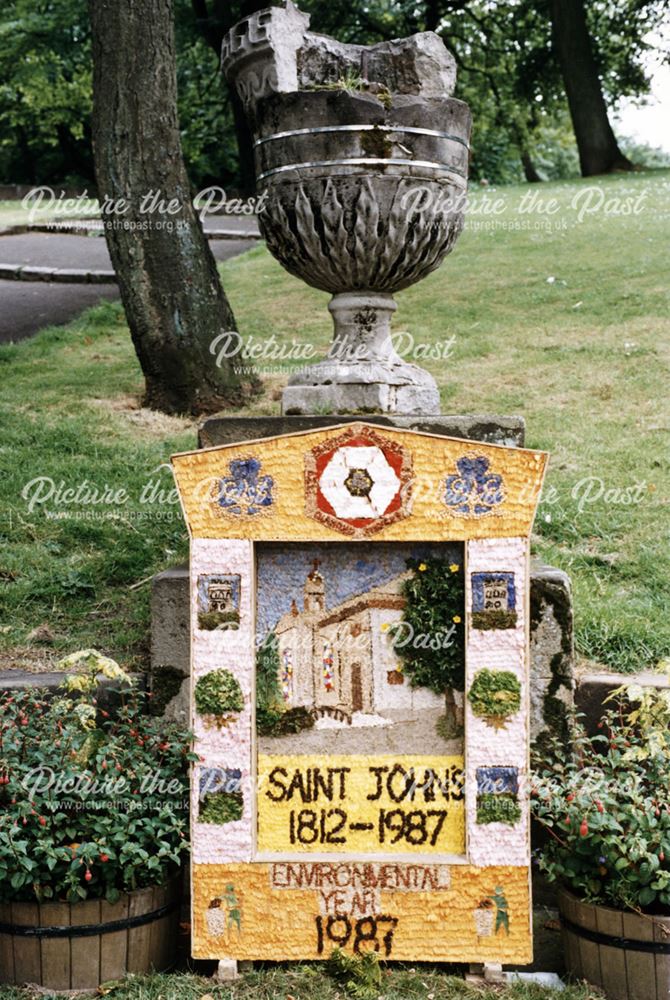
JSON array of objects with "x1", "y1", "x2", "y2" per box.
[
  {"x1": 0, "y1": 968, "x2": 603, "y2": 1000},
  {"x1": 0, "y1": 169, "x2": 668, "y2": 673}
]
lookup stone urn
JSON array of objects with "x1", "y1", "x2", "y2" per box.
[{"x1": 222, "y1": 2, "x2": 471, "y2": 415}]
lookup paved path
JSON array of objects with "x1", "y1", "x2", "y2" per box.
[
  {"x1": 0, "y1": 281, "x2": 120, "y2": 343},
  {"x1": 0, "y1": 221, "x2": 259, "y2": 344}
]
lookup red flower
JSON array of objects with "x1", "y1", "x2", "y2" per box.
[
  {"x1": 38, "y1": 816, "x2": 46, "y2": 826},
  {"x1": 99, "y1": 853, "x2": 109, "y2": 863},
  {"x1": 84, "y1": 870, "x2": 92, "y2": 883},
  {"x1": 596, "y1": 800, "x2": 604, "y2": 814},
  {"x1": 580, "y1": 819, "x2": 589, "y2": 837}
]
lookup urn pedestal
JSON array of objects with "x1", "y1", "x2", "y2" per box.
[{"x1": 222, "y1": 8, "x2": 472, "y2": 415}]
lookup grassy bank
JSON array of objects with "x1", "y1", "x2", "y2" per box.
[{"x1": 0, "y1": 169, "x2": 668, "y2": 672}]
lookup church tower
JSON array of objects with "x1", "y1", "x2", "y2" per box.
[{"x1": 304, "y1": 559, "x2": 325, "y2": 614}]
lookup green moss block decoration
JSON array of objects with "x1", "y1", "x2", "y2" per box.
[
  {"x1": 472, "y1": 610, "x2": 518, "y2": 630},
  {"x1": 477, "y1": 793, "x2": 521, "y2": 826},
  {"x1": 197, "y1": 610, "x2": 240, "y2": 631},
  {"x1": 468, "y1": 669, "x2": 522, "y2": 723},
  {"x1": 199, "y1": 791, "x2": 244, "y2": 825},
  {"x1": 195, "y1": 668, "x2": 244, "y2": 720}
]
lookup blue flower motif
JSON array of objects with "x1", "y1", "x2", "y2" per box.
[
  {"x1": 216, "y1": 457, "x2": 274, "y2": 516},
  {"x1": 444, "y1": 456, "x2": 504, "y2": 516}
]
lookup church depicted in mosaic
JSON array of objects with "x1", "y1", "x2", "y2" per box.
[{"x1": 273, "y1": 561, "x2": 443, "y2": 720}]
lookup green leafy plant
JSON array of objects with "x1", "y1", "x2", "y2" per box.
[
  {"x1": 325, "y1": 947, "x2": 382, "y2": 1000},
  {"x1": 472, "y1": 608, "x2": 517, "y2": 630},
  {"x1": 256, "y1": 635, "x2": 283, "y2": 715},
  {"x1": 468, "y1": 669, "x2": 521, "y2": 725},
  {"x1": 255, "y1": 635, "x2": 314, "y2": 737},
  {"x1": 532, "y1": 669, "x2": 670, "y2": 913},
  {"x1": 0, "y1": 650, "x2": 194, "y2": 904},
  {"x1": 194, "y1": 669, "x2": 244, "y2": 725}
]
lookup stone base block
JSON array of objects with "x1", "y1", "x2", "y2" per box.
[
  {"x1": 198, "y1": 413, "x2": 526, "y2": 449},
  {"x1": 150, "y1": 564, "x2": 190, "y2": 722},
  {"x1": 215, "y1": 960, "x2": 240, "y2": 982},
  {"x1": 529, "y1": 564, "x2": 575, "y2": 753},
  {"x1": 575, "y1": 669, "x2": 669, "y2": 735},
  {"x1": 281, "y1": 380, "x2": 440, "y2": 416}
]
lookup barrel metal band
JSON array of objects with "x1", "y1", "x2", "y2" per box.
[
  {"x1": 255, "y1": 124, "x2": 470, "y2": 149},
  {"x1": 0, "y1": 898, "x2": 179, "y2": 939},
  {"x1": 560, "y1": 914, "x2": 670, "y2": 954},
  {"x1": 257, "y1": 157, "x2": 466, "y2": 183}
]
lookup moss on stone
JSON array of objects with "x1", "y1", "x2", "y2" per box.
[{"x1": 150, "y1": 665, "x2": 186, "y2": 716}]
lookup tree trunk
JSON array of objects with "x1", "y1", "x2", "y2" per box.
[
  {"x1": 550, "y1": 0, "x2": 634, "y2": 177},
  {"x1": 443, "y1": 687, "x2": 464, "y2": 738},
  {"x1": 424, "y1": 0, "x2": 442, "y2": 32},
  {"x1": 521, "y1": 149, "x2": 542, "y2": 183},
  {"x1": 89, "y1": 0, "x2": 260, "y2": 415}
]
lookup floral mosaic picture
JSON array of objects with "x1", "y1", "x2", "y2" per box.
[
  {"x1": 255, "y1": 541, "x2": 467, "y2": 857},
  {"x1": 169, "y1": 421, "x2": 548, "y2": 963},
  {"x1": 255, "y1": 542, "x2": 465, "y2": 754}
]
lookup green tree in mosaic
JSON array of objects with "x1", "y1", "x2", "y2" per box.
[{"x1": 394, "y1": 558, "x2": 466, "y2": 735}]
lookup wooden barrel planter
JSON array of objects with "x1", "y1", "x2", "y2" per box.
[
  {"x1": 0, "y1": 875, "x2": 181, "y2": 990},
  {"x1": 558, "y1": 887, "x2": 670, "y2": 1000}
]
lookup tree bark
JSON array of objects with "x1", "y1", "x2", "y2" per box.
[
  {"x1": 424, "y1": 0, "x2": 442, "y2": 32},
  {"x1": 550, "y1": 0, "x2": 634, "y2": 176},
  {"x1": 444, "y1": 687, "x2": 464, "y2": 737},
  {"x1": 89, "y1": 0, "x2": 260, "y2": 414},
  {"x1": 521, "y1": 149, "x2": 542, "y2": 183}
]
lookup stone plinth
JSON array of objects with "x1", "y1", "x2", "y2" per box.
[{"x1": 198, "y1": 413, "x2": 526, "y2": 449}]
